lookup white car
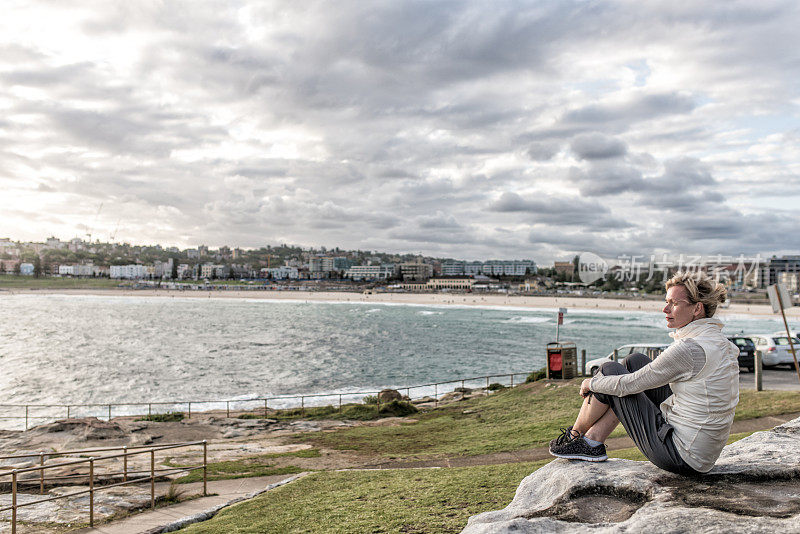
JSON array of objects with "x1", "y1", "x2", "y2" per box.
[
  {"x1": 771, "y1": 330, "x2": 800, "y2": 344},
  {"x1": 748, "y1": 334, "x2": 798, "y2": 367},
  {"x1": 584, "y1": 343, "x2": 671, "y2": 376}
]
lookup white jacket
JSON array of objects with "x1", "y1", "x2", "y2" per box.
[{"x1": 662, "y1": 317, "x2": 740, "y2": 472}]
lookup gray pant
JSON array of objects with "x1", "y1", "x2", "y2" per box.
[{"x1": 592, "y1": 353, "x2": 700, "y2": 476}]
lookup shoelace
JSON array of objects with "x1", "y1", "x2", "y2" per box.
[{"x1": 553, "y1": 426, "x2": 578, "y2": 446}]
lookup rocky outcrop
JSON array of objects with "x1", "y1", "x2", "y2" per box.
[
  {"x1": 463, "y1": 417, "x2": 800, "y2": 533},
  {"x1": 378, "y1": 389, "x2": 402, "y2": 402}
]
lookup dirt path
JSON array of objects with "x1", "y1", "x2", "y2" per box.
[{"x1": 356, "y1": 412, "x2": 800, "y2": 470}]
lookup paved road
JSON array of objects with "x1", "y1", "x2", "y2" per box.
[{"x1": 739, "y1": 366, "x2": 800, "y2": 390}]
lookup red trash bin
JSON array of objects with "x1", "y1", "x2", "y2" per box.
[{"x1": 546, "y1": 342, "x2": 577, "y2": 379}]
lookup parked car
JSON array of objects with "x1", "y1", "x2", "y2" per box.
[
  {"x1": 746, "y1": 334, "x2": 798, "y2": 368},
  {"x1": 585, "y1": 343, "x2": 671, "y2": 376},
  {"x1": 727, "y1": 336, "x2": 755, "y2": 373},
  {"x1": 772, "y1": 331, "x2": 800, "y2": 345}
]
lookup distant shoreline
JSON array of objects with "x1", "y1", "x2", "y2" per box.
[{"x1": 2, "y1": 287, "x2": 795, "y2": 319}]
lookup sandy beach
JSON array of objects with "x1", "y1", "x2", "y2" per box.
[{"x1": 4, "y1": 287, "x2": 796, "y2": 319}]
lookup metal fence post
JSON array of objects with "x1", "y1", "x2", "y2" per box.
[
  {"x1": 108, "y1": 405, "x2": 111, "y2": 421},
  {"x1": 150, "y1": 449, "x2": 155, "y2": 509},
  {"x1": 148, "y1": 403, "x2": 152, "y2": 417},
  {"x1": 486, "y1": 376, "x2": 489, "y2": 390},
  {"x1": 755, "y1": 351, "x2": 763, "y2": 391},
  {"x1": 301, "y1": 396, "x2": 305, "y2": 416},
  {"x1": 12, "y1": 470, "x2": 17, "y2": 534},
  {"x1": 203, "y1": 440, "x2": 208, "y2": 496},
  {"x1": 123, "y1": 446, "x2": 128, "y2": 481},
  {"x1": 89, "y1": 458, "x2": 94, "y2": 527},
  {"x1": 338, "y1": 394, "x2": 342, "y2": 412},
  {"x1": 188, "y1": 402, "x2": 191, "y2": 419},
  {"x1": 66, "y1": 405, "x2": 70, "y2": 419},
  {"x1": 39, "y1": 452, "x2": 45, "y2": 494},
  {"x1": 434, "y1": 384, "x2": 438, "y2": 407},
  {"x1": 226, "y1": 401, "x2": 230, "y2": 418},
  {"x1": 510, "y1": 374, "x2": 514, "y2": 387}
]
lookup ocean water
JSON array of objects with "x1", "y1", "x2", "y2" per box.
[{"x1": 0, "y1": 294, "x2": 794, "y2": 416}]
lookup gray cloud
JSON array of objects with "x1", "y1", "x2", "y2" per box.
[
  {"x1": 570, "y1": 133, "x2": 627, "y2": 160},
  {"x1": 562, "y1": 92, "x2": 697, "y2": 126},
  {"x1": 527, "y1": 141, "x2": 560, "y2": 161},
  {"x1": 1, "y1": 1, "x2": 799, "y2": 263}
]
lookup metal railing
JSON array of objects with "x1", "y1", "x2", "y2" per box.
[
  {"x1": 0, "y1": 371, "x2": 536, "y2": 429},
  {"x1": 0, "y1": 441, "x2": 207, "y2": 533}
]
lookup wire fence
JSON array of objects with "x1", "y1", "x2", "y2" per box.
[{"x1": 0, "y1": 371, "x2": 537, "y2": 431}]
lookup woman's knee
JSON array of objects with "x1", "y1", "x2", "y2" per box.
[
  {"x1": 599, "y1": 360, "x2": 627, "y2": 377},
  {"x1": 624, "y1": 352, "x2": 652, "y2": 372}
]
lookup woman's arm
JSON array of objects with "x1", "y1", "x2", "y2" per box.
[{"x1": 589, "y1": 340, "x2": 706, "y2": 397}]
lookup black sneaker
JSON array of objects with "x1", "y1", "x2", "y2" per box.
[{"x1": 549, "y1": 431, "x2": 608, "y2": 462}]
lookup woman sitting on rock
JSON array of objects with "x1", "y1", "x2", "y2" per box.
[{"x1": 549, "y1": 270, "x2": 739, "y2": 475}]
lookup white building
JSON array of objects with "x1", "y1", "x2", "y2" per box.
[
  {"x1": 177, "y1": 264, "x2": 191, "y2": 279},
  {"x1": 309, "y1": 256, "x2": 337, "y2": 272},
  {"x1": 110, "y1": 264, "x2": 147, "y2": 279},
  {"x1": 345, "y1": 265, "x2": 395, "y2": 281},
  {"x1": 264, "y1": 266, "x2": 299, "y2": 280},
  {"x1": 60, "y1": 264, "x2": 95, "y2": 276},
  {"x1": 442, "y1": 260, "x2": 535, "y2": 276},
  {"x1": 153, "y1": 259, "x2": 174, "y2": 279},
  {"x1": 200, "y1": 264, "x2": 229, "y2": 279}
]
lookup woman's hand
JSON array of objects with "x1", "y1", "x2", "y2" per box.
[{"x1": 580, "y1": 378, "x2": 592, "y2": 398}]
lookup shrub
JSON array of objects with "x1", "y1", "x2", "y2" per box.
[
  {"x1": 378, "y1": 400, "x2": 418, "y2": 418},
  {"x1": 487, "y1": 383, "x2": 505, "y2": 391},
  {"x1": 136, "y1": 412, "x2": 184, "y2": 422},
  {"x1": 362, "y1": 395, "x2": 378, "y2": 405},
  {"x1": 525, "y1": 368, "x2": 547, "y2": 383},
  {"x1": 342, "y1": 404, "x2": 379, "y2": 420}
]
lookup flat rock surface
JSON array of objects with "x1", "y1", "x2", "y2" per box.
[{"x1": 463, "y1": 417, "x2": 800, "y2": 533}]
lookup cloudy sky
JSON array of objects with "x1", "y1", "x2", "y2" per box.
[{"x1": 1, "y1": 1, "x2": 799, "y2": 263}]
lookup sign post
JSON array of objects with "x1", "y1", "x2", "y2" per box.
[
  {"x1": 767, "y1": 284, "x2": 800, "y2": 384},
  {"x1": 556, "y1": 307, "x2": 566, "y2": 343}
]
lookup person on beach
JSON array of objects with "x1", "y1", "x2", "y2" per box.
[{"x1": 548, "y1": 271, "x2": 739, "y2": 475}]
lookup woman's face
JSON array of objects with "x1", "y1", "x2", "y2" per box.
[{"x1": 663, "y1": 285, "x2": 703, "y2": 329}]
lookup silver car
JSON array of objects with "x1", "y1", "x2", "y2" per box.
[{"x1": 748, "y1": 334, "x2": 798, "y2": 368}]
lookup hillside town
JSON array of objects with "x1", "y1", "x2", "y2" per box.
[{"x1": 0, "y1": 236, "x2": 798, "y2": 295}]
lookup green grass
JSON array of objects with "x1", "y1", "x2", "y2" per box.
[
  {"x1": 177, "y1": 420, "x2": 766, "y2": 533},
  {"x1": 295, "y1": 381, "x2": 800, "y2": 461},
  {"x1": 238, "y1": 400, "x2": 418, "y2": 422},
  {"x1": 173, "y1": 449, "x2": 321, "y2": 484},
  {"x1": 734, "y1": 390, "x2": 800, "y2": 420},
  {"x1": 0, "y1": 275, "x2": 124, "y2": 289},
  {"x1": 293, "y1": 381, "x2": 615, "y2": 459},
  {"x1": 180, "y1": 460, "x2": 551, "y2": 534}
]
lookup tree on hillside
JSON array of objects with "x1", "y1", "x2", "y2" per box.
[{"x1": 33, "y1": 255, "x2": 42, "y2": 278}]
